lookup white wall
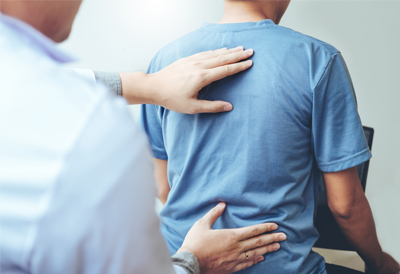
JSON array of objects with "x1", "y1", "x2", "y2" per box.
[{"x1": 62, "y1": 0, "x2": 400, "y2": 271}]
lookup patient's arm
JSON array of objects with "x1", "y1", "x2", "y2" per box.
[
  {"x1": 153, "y1": 158, "x2": 170, "y2": 205},
  {"x1": 324, "y1": 167, "x2": 399, "y2": 274}
]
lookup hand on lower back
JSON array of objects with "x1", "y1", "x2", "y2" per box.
[{"x1": 177, "y1": 202, "x2": 286, "y2": 274}]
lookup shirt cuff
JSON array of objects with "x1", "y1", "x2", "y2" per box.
[
  {"x1": 171, "y1": 251, "x2": 200, "y2": 274},
  {"x1": 71, "y1": 68, "x2": 96, "y2": 84},
  {"x1": 173, "y1": 265, "x2": 190, "y2": 274},
  {"x1": 318, "y1": 147, "x2": 372, "y2": 173},
  {"x1": 93, "y1": 71, "x2": 122, "y2": 96}
]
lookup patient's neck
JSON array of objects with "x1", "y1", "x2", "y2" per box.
[{"x1": 219, "y1": 1, "x2": 282, "y2": 25}]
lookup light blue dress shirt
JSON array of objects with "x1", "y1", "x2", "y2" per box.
[{"x1": 0, "y1": 13, "x2": 181, "y2": 274}]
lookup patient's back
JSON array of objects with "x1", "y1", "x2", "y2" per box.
[{"x1": 140, "y1": 19, "x2": 370, "y2": 274}]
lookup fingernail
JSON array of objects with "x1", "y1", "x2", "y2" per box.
[
  {"x1": 273, "y1": 243, "x2": 280, "y2": 251},
  {"x1": 245, "y1": 60, "x2": 253, "y2": 66},
  {"x1": 217, "y1": 202, "x2": 226, "y2": 208},
  {"x1": 245, "y1": 48, "x2": 254, "y2": 54},
  {"x1": 279, "y1": 234, "x2": 287, "y2": 241},
  {"x1": 236, "y1": 46, "x2": 244, "y2": 50},
  {"x1": 223, "y1": 104, "x2": 233, "y2": 111},
  {"x1": 271, "y1": 224, "x2": 278, "y2": 230},
  {"x1": 256, "y1": 256, "x2": 264, "y2": 263}
]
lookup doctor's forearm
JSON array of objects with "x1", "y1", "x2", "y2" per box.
[
  {"x1": 119, "y1": 71, "x2": 161, "y2": 105},
  {"x1": 93, "y1": 71, "x2": 157, "y2": 104},
  {"x1": 95, "y1": 47, "x2": 254, "y2": 114}
]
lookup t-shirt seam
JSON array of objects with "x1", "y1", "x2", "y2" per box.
[
  {"x1": 151, "y1": 104, "x2": 168, "y2": 159},
  {"x1": 277, "y1": 25, "x2": 338, "y2": 55},
  {"x1": 153, "y1": 149, "x2": 168, "y2": 160},
  {"x1": 196, "y1": 24, "x2": 339, "y2": 95},
  {"x1": 311, "y1": 53, "x2": 340, "y2": 94},
  {"x1": 197, "y1": 23, "x2": 337, "y2": 55},
  {"x1": 197, "y1": 24, "x2": 275, "y2": 33},
  {"x1": 317, "y1": 147, "x2": 371, "y2": 168}
]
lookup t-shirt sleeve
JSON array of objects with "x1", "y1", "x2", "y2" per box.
[
  {"x1": 139, "y1": 56, "x2": 168, "y2": 160},
  {"x1": 312, "y1": 52, "x2": 372, "y2": 172},
  {"x1": 140, "y1": 104, "x2": 168, "y2": 160}
]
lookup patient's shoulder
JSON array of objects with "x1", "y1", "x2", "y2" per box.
[{"x1": 273, "y1": 24, "x2": 340, "y2": 56}]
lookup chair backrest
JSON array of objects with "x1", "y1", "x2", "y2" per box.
[{"x1": 314, "y1": 126, "x2": 374, "y2": 251}]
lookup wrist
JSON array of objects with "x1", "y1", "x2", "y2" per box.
[
  {"x1": 119, "y1": 72, "x2": 159, "y2": 105},
  {"x1": 177, "y1": 247, "x2": 205, "y2": 272},
  {"x1": 172, "y1": 251, "x2": 200, "y2": 274},
  {"x1": 143, "y1": 72, "x2": 166, "y2": 106},
  {"x1": 365, "y1": 251, "x2": 385, "y2": 271},
  {"x1": 177, "y1": 246, "x2": 194, "y2": 256}
]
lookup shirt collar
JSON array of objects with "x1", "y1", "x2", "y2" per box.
[{"x1": 0, "y1": 12, "x2": 77, "y2": 64}]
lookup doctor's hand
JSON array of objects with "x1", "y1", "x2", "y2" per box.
[
  {"x1": 119, "y1": 47, "x2": 253, "y2": 114},
  {"x1": 176, "y1": 202, "x2": 286, "y2": 274}
]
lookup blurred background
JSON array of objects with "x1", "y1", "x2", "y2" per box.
[{"x1": 61, "y1": 0, "x2": 400, "y2": 271}]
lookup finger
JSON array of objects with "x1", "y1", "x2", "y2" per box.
[
  {"x1": 204, "y1": 60, "x2": 253, "y2": 85},
  {"x1": 199, "y1": 202, "x2": 226, "y2": 228},
  {"x1": 191, "y1": 47, "x2": 229, "y2": 60},
  {"x1": 192, "y1": 46, "x2": 245, "y2": 61},
  {"x1": 241, "y1": 242, "x2": 281, "y2": 262},
  {"x1": 240, "y1": 233, "x2": 286, "y2": 252},
  {"x1": 188, "y1": 100, "x2": 233, "y2": 114},
  {"x1": 202, "y1": 49, "x2": 254, "y2": 69},
  {"x1": 234, "y1": 223, "x2": 279, "y2": 241},
  {"x1": 213, "y1": 46, "x2": 245, "y2": 56},
  {"x1": 231, "y1": 255, "x2": 264, "y2": 273}
]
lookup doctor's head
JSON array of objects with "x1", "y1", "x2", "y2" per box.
[{"x1": 0, "y1": 0, "x2": 83, "y2": 42}]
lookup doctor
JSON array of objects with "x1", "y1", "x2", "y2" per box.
[{"x1": 0, "y1": 1, "x2": 286, "y2": 274}]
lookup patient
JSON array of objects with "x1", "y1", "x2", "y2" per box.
[{"x1": 140, "y1": 0, "x2": 399, "y2": 273}]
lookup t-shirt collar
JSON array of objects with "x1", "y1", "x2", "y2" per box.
[{"x1": 200, "y1": 19, "x2": 275, "y2": 31}]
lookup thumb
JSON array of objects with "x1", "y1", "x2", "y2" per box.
[
  {"x1": 191, "y1": 100, "x2": 233, "y2": 114},
  {"x1": 201, "y1": 202, "x2": 226, "y2": 228}
]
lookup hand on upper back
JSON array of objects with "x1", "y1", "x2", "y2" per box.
[
  {"x1": 149, "y1": 46, "x2": 253, "y2": 114},
  {"x1": 177, "y1": 202, "x2": 286, "y2": 274}
]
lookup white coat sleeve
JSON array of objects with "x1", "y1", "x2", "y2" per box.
[
  {"x1": 71, "y1": 68, "x2": 96, "y2": 83},
  {"x1": 27, "y1": 90, "x2": 176, "y2": 274}
]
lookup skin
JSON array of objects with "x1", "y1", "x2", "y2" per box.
[
  {"x1": 154, "y1": 159, "x2": 170, "y2": 204},
  {"x1": 324, "y1": 167, "x2": 400, "y2": 274},
  {"x1": 0, "y1": 0, "x2": 83, "y2": 43},
  {"x1": 154, "y1": 0, "x2": 400, "y2": 273},
  {"x1": 220, "y1": 0, "x2": 291, "y2": 25},
  {"x1": 119, "y1": 47, "x2": 255, "y2": 114},
  {"x1": 1, "y1": 1, "x2": 286, "y2": 272},
  {"x1": 179, "y1": 202, "x2": 287, "y2": 274}
]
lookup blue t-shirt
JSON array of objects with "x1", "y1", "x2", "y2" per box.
[{"x1": 140, "y1": 19, "x2": 372, "y2": 274}]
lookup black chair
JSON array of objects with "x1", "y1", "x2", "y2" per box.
[{"x1": 314, "y1": 126, "x2": 374, "y2": 273}]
